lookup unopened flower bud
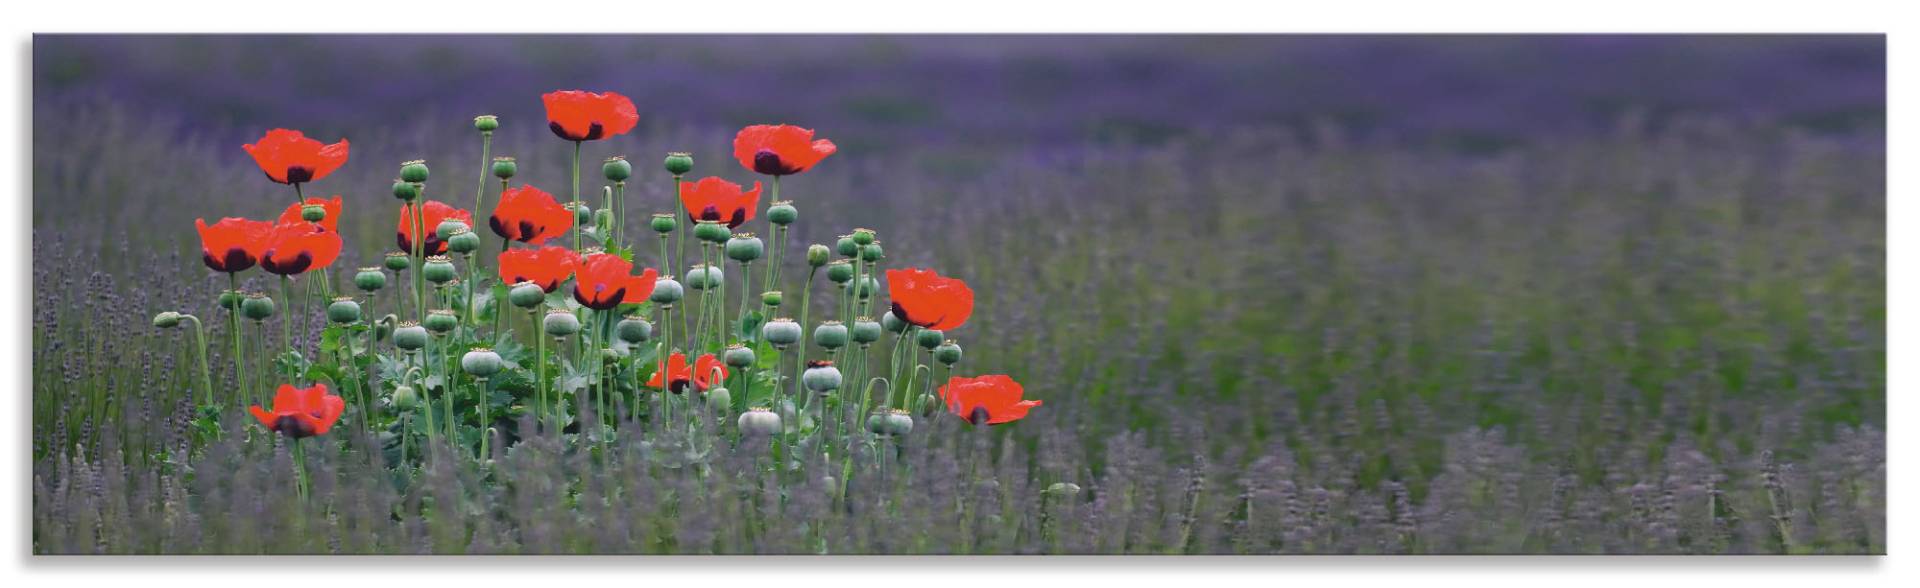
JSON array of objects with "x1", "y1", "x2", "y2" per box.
[
  {"x1": 851, "y1": 318, "x2": 882, "y2": 345},
  {"x1": 803, "y1": 360, "x2": 842, "y2": 393},
  {"x1": 400, "y1": 159, "x2": 430, "y2": 183},
  {"x1": 241, "y1": 293, "x2": 276, "y2": 321},
  {"x1": 391, "y1": 385, "x2": 419, "y2": 410},
  {"x1": 543, "y1": 309, "x2": 581, "y2": 337},
  {"x1": 152, "y1": 311, "x2": 181, "y2": 329},
  {"x1": 354, "y1": 267, "x2": 387, "y2": 291},
  {"x1": 826, "y1": 260, "x2": 854, "y2": 283},
  {"x1": 327, "y1": 297, "x2": 362, "y2": 324},
  {"x1": 724, "y1": 344, "x2": 756, "y2": 368},
  {"x1": 934, "y1": 340, "x2": 963, "y2": 365},
  {"x1": 761, "y1": 290, "x2": 783, "y2": 307},
  {"x1": 882, "y1": 311, "x2": 909, "y2": 333},
  {"x1": 393, "y1": 322, "x2": 428, "y2": 350},
  {"x1": 424, "y1": 309, "x2": 458, "y2": 334},
  {"x1": 491, "y1": 157, "x2": 517, "y2": 179},
  {"x1": 300, "y1": 204, "x2": 326, "y2": 222},
  {"x1": 814, "y1": 321, "x2": 849, "y2": 350},
  {"x1": 806, "y1": 244, "x2": 830, "y2": 267},
  {"x1": 726, "y1": 234, "x2": 764, "y2": 263},
  {"x1": 767, "y1": 201, "x2": 797, "y2": 226},
  {"x1": 384, "y1": 251, "x2": 411, "y2": 271},
  {"x1": 650, "y1": 213, "x2": 677, "y2": 234},
  {"x1": 650, "y1": 277, "x2": 684, "y2": 305},
  {"x1": 474, "y1": 114, "x2": 499, "y2": 132},
  {"x1": 462, "y1": 348, "x2": 504, "y2": 377},
  {"x1": 603, "y1": 156, "x2": 632, "y2": 182},
  {"x1": 867, "y1": 408, "x2": 914, "y2": 437},
  {"x1": 763, "y1": 318, "x2": 802, "y2": 347},
  {"x1": 218, "y1": 289, "x2": 243, "y2": 310},
  {"x1": 738, "y1": 407, "x2": 781, "y2": 436},
  {"x1": 392, "y1": 180, "x2": 420, "y2": 201},
  {"x1": 916, "y1": 328, "x2": 945, "y2": 350},
  {"x1": 374, "y1": 315, "x2": 396, "y2": 340},
  {"x1": 593, "y1": 208, "x2": 615, "y2": 233},
  {"x1": 616, "y1": 315, "x2": 652, "y2": 343},
  {"x1": 693, "y1": 220, "x2": 730, "y2": 243},
  {"x1": 664, "y1": 152, "x2": 694, "y2": 176},
  {"x1": 447, "y1": 229, "x2": 480, "y2": 254},
  {"x1": 707, "y1": 387, "x2": 732, "y2": 413},
  {"x1": 1045, "y1": 482, "x2": 1082, "y2": 497}
]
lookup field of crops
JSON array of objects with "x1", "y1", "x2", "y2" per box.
[{"x1": 30, "y1": 35, "x2": 1884, "y2": 554}]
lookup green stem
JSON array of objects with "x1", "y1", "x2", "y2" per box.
[
  {"x1": 570, "y1": 141, "x2": 582, "y2": 252},
  {"x1": 279, "y1": 275, "x2": 293, "y2": 381},
  {"x1": 472, "y1": 130, "x2": 493, "y2": 269},
  {"x1": 179, "y1": 315, "x2": 214, "y2": 408},
  {"x1": 228, "y1": 273, "x2": 245, "y2": 409},
  {"x1": 291, "y1": 438, "x2": 310, "y2": 500}
]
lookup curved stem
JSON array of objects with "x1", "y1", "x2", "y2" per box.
[{"x1": 179, "y1": 314, "x2": 214, "y2": 408}]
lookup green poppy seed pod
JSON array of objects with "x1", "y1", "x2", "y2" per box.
[
  {"x1": 616, "y1": 315, "x2": 652, "y2": 344},
  {"x1": 826, "y1": 260, "x2": 854, "y2": 284},
  {"x1": 916, "y1": 328, "x2": 945, "y2": 350},
  {"x1": 885, "y1": 409, "x2": 914, "y2": 436},
  {"x1": 603, "y1": 156, "x2": 632, "y2": 182},
  {"x1": 424, "y1": 309, "x2": 458, "y2": 334},
  {"x1": 218, "y1": 289, "x2": 243, "y2": 310},
  {"x1": 436, "y1": 218, "x2": 470, "y2": 240},
  {"x1": 300, "y1": 204, "x2": 327, "y2": 222},
  {"x1": 685, "y1": 265, "x2": 723, "y2": 291},
  {"x1": 393, "y1": 322, "x2": 428, "y2": 350},
  {"x1": 860, "y1": 242, "x2": 884, "y2": 262},
  {"x1": 384, "y1": 251, "x2": 412, "y2": 271},
  {"x1": 835, "y1": 236, "x2": 859, "y2": 257},
  {"x1": 934, "y1": 340, "x2": 963, "y2": 365},
  {"x1": 650, "y1": 213, "x2": 677, "y2": 234},
  {"x1": 327, "y1": 297, "x2": 362, "y2": 324},
  {"x1": 422, "y1": 256, "x2": 457, "y2": 284},
  {"x1": 706, "y1": 387, "x2": 732, "y2": 413},
  {"x1": 693, "y1": 220, "x2": 730, "y2": 243},
  {"x1": 354, "y1": 267, "x2": 387, "y2": 292},
  {"x1": 725, "y1": 234, "x2": 765, "y2": 263},
  {"x1": 1045, "y1": 482, "x2": 1083, "y2": 497},
  {"x1": 649, "y1": 277, "x2": 684, "y2": 305},
  {"x1": 761, "y1": 290, "x2": 783, "y2": 307},
  {"x1": 400, "y1": 159, "x2": 430, "y2": 183},
  {"x1": 474, "y1": 114, "x2": 499, "y2": 132},
  {"x1": 854, "y1": 276, "x2": 878, "y2": 300},
  {"x1": 882, "y1": 311, "x2": 909, "y2": 333},
  {"x1": 461, "y1": 348, "x2": 504, "y2": 377},
  {"x1": 664, "y1": 152, "x2": 694, "y2": 176},
  {"x1": 851, "y1": 318, "x2": 882, "y2": 345},
  {"x1": 767, "y1": 201, "x2": 798, "y2": 226},
  {"x1": 738, "y1": 407, "x2": 781, "y2": 436},
  {"x1": 802, "y1": 361, "x2": 842, "y2": 393},
  {"x1": 763, "y1": 318, "x2": 802, "y2": 347},
  {"x1": 491, "y1": 157, "x2": 517, "y2": 180},
  {"x1": 508, "y1": 281, "x2": 547, "y2": 308},
  {"x1": 392, "y1": 180, "x2": 420, "y2": 201},
  {"x1": 567, "y1": 202, "x2": 592, "y2": 226},
  {"x1": 851, "y1": 228, "x2": 877, "y2": 246},
  {"x1": 724, "y1": 344, "x2": 756, "y2": 369},
  {"x1": 241, "y1": 293, "x2": 276, "y2": 321},
  {"x1": 806, "y1": 244, "x2": 831, "y2": 267},
  {"x1": 543, "y1": 309, "x2": 581, "y2": 338},
  {"x1": 391, "y1": 385, "x2": 419, "y2": 410},
  {"x1": 447, "y1": 229, "x2": 480, "y2": 254},
  {"x1": 152, "y1": 311, "x2": 181, "y2": 329},
  {"x1": 814, "y1": 321, "x2": 850, "y2": 350}
]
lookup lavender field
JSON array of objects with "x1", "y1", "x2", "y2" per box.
[{"x1": 30, "y1": 35, "x2": 1885, "y2": 554}]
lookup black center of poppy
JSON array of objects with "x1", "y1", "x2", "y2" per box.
[
  {"x1": 969, "y1": 406, "x2": 992, "y2": 426},
  {"x1": 206, "y1": 247, "x2": 256, "y2": 273},
  {"x1": 285, "y1": 166, "x2": 314, "y2": 185},
  {"x1": 753, "y1": 149, "x2": 798, "y2": 175},
  {"x1": 263, "y1": 251, "x2": 313, "y2": 276},
  {"x1": 273, "y1": 415, "x2": 316, "y2": 438}
]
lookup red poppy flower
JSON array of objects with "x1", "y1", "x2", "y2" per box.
[
  {"x1": 542, "y1": 90, "x2": 639, "y2": 142},
  {"x1": 249, "y1": 383, "x2": 347, "y2": 438},
  {"x1": 733, "y1": 125, "x2": 837, "y2": 176},
  {"x1": 938, "y1": 375, "x2": 1041, "y2": 426},
  {"x1": 243, "y1": 129, "x2": 350, "y2": 185},
  {"x1": 261, "y1": 222, "x2": 344, "y2": 276},
  {"x1": 498, "y1": 246, "x2": 581, "y2": 293},
  {"x1": 572, "y1": 253, "x2": 659, "y2": 310},
  {"x1": 885, "y1": 268, "x2": 975, "y2": 331},
  {"x1": 489, "y1": 184, "x2": 574, "y2": 245},
  {"x1": 278, "y1": 195, "x2": 344, "y2": 233},
  {"x1": 679, "y1": 176, "x2": 763, "y2": 228},
  {"x1": 397, "y1": 200, "x2": 474, "y2": 256},
  {"x1": 647, "y1": 352, "x2": 727, "y2": 394},
  {"x1": 195, "y1": 217, "x2": 273, "y2": 274}
]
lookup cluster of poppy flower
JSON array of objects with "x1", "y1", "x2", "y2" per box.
[{"x1": 188, "y1": 89, "x2": 1041, "y2": 445}]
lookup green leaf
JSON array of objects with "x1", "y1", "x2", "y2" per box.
[{"x1": 738, "y1": 311, "x2": 765, "y2": 342}]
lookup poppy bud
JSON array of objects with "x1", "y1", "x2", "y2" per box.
[
  {"x1": 826, "y1": 260, "x2": 854, "y2": 283},
  {"x1": 241, "y1": 293, "x2": 276, "y2": 321},
  {"x1": 882, "y1": 311, "x2": 909, "y2": 333},
  {"x1": 593, "y1": 209, "x2": 616, "y2": 234},
  {"x1": 860, "y1": 242, "x2": 883, "y2": 262},
  {"x1": 392, "y1": 180, "x2": 420, "y2": 201},
  {"x1": 602, "y1": 347, "x2": 622, "y2": 363},
  {"x1": 474, "y1": 114, "x2": 499, "y2": 133},
  {"x1": 436, "y1": 219, "x2": 470, "y2": 240},
  {"x1": 724, "y1": 344, "x2": 756, "y2": 368},
  {"x1": 543, "y1": 309, "x2": 581, "y2": 338},
  {"x1": 354, "y1": 267, "x2": 387, "y2": 292},
  {"x1": 803, "y1": 360, "x2": 842, "y2": 393},
  {"x1": 738, "y1": 407, "x2": 781, "y2": 436},
  {"x1": 392, "y1": 385, "x2": 419, "y2": 410},
  {"x1": 835, "y1": 236, "x2": 858, "y2": 257},
  {"x1": 851, "y1": 318, "x2": 882, "y2": 345},
  {"x1": 422, "y1": 256, "x2": 457, "y2": 284},
  {"x1": 502, "y1": 281, "x2": 543, "y2": 309},
  {"x1": 916, "y1": 328, "x2": 945, "y2": 350},
  {"x1": 664, "y1": 152, "x2": 694, "y2": 176},
  {"x1": 807, "y1": 244, "x2": 830, "y2": 267},
  {"x1": 327, "y1": 297, "x2": 362, "y2": 324},
  {"x1": 384, "y1": 251, "x2": 412, "y2": 271},
  {"x1": 763, "y1": 318, "x2": 802, "y2": 347},
  {"x1": 814, "y1": 321, "x2": 849, "y2": 350},
  {"x1": 854, "y1": 276, "x2": 878, "y2": 300},
  {"x1": 761, "y1": 290, "x2": 783, "y2": 307},
  {"x1": 851, "y1": 228, "x2": 876, "y2": 246},
  {"x1": 393, "y1": 322, "x2": 428, "y2": 350},
  {"x1": 725, "y1": 234, "x2": 765, "y2": 263},
  {"x1": 424, "y1": 309, "x2": 458, "y2": 334},
  {"x1": 616, "y1": 315, "x2": 652, "y2": 344},
  {"x1": 447, "y1": 229, "x2": 480, "y2": 254},
  {"x1": 400, "y1": 159, "x2": 430, "y2": 183},
  {"x1": 1045, "y1": 482, "x2": 1082, "y2": 497},
  {"x1": 693, "y1": 220, "x2": 730, "y2": 243},
  {"x1": 152, "y1": 311, "x2": 181, "y2": 329},
  {"x1": 566, "y1": 202, "x2": 591, "y2": 226},
  {"x1": 935, "y1": 340, "x2": 963, "y2": 365},
  {"x1": 218, "y1": 290, "x2": 243, "y2": 310},
  {"x1": 461, "y1": 348, "x2": 504, "y2": 377},
  {"x1": 685, "y1": 264, "x2": 723, "y2": 291},
  {"x1": 915, "y1": 393, "x2": 939, "y2": 415},
  {"x1": 707, "y1": 387, "x2": 732, "y2": 413},
  {"x1": 300, "y1": 204, "x2": 327, "y2": 222},
  {"x1": 603, "y1": 156, "x2": 632, "y2": 182},
  {"x1": 375, "y1": 314, "x2": 397, "y2": 340},
  {"x1": 650, "y1": 277, "x2": 684, "y2": 305},
  {"x1": 767, "y1": 201, "x2": 798, "y2": 226},
  {"x1": 491, "y1": 157, "x2": 517, "y2": 180},
  {"x1": 650, "y1": 213, "x2": 677, "y2": 234}
]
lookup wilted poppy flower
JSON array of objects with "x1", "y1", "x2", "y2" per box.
[
  {"x1": 680, "y1": 176, "x2": 763, "y2": 228},
  {"x1": 249, "y1": 383, "x2": 347, "y2": 438},
  {"x1": 733, "y1": 124, "x2": 837, "y2": 176},
  {"x1": 278, "y1": 195, "x2": 344, "y2": 233},
  {"x1": 397, "y1": 200, "x2": 473, "y2": 256},
  {"x1": 647, "y1": 352, "x2": 727, "y2": 394},
  {"x1": 243, "y1": 129, "x2": 350, "y2": 185},
  {"x1": 886, "y1": 268, "x2": 975, "y2": 331},
  {"x1": 938, "y1": 375, "x2": 1041, "y2": 425},
  {"x1": 261, "y1": 222, "x2": 344, "y2": 276},
  {"x1": 572, "y1": 253, "x2": 659, "y2": 310},
  {"x1": 489, "y1": 185, "x2": 574, "y2": 245},
  {"x1": 542, "y1": 90, "x2": 639, "y2": 142},
  {"x1": 195, "y1": 217, "x2": 273, "y2": 273},
  {"x1": 498, "y1": 245, "x2": 581, "y2": 293}
]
